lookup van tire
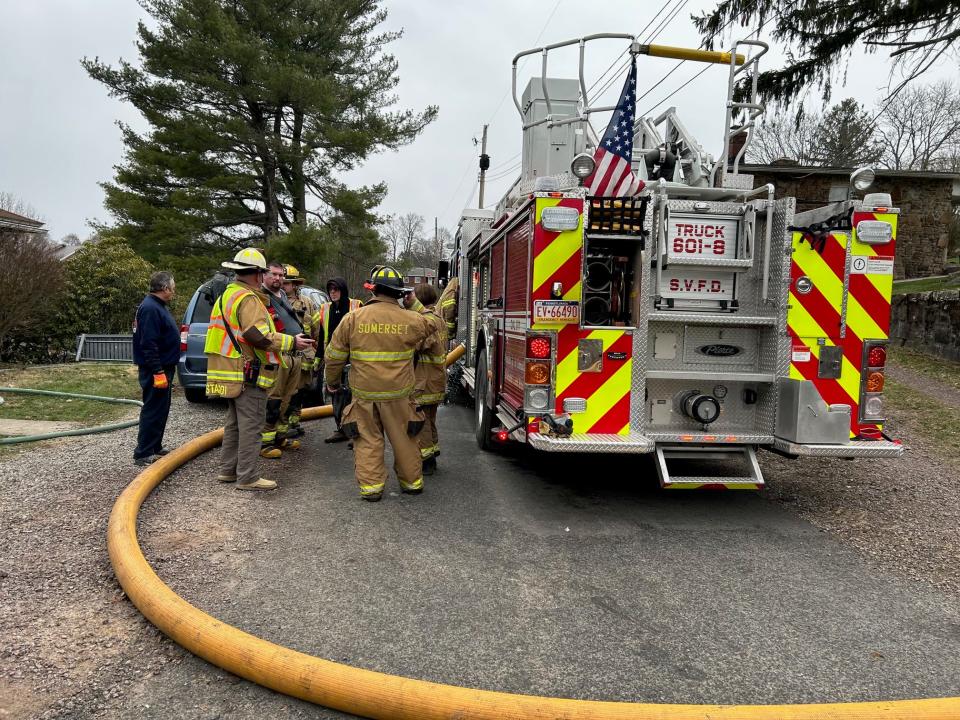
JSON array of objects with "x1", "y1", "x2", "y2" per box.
[{"x1": 184, "y1": 387, "x2": 207, "y2": 403}]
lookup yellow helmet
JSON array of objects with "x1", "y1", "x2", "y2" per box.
[
  {"x1": 283, "y1": 264, "x2": 305, "y2": 283},
  {"x1": 222, "y1": 247, "x2": 267, "y2": 272}
]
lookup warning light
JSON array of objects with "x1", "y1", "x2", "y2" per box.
[
  {"x1": 495, "y1": 429, "x2": 509, "y2": 442},
  {"x1": 867, "y1": 345, "x2": 886, "y2": 368}
]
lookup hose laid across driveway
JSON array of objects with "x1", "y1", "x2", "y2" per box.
[
  {"x1": 0, "y1": 387, "x2": 142, "y2": 445},
  {"x1": 107, "y1": 373, "x2": 960, "y2": 719}
]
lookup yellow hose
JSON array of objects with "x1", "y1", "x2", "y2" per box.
[{"x1": 107, "y1": 402, "x2": 960, "y2": 719}]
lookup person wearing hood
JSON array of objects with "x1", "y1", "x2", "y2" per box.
[{"x1": 319, "y1": 277, "x2": 362, "y2": 443}]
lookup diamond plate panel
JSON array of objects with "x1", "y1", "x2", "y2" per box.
[
  {"x1": 528, "y1": 432, "x2": 655, "y2": 453},
  {"x1": 646, "y1": 378, "x2": 769, "y2": 433},
  {"x1": 631, "y1": 248, "x2": 652, "y2": 433},
  {"x1": 769, "y1": 438, "x2": 905, "y2": 458}
]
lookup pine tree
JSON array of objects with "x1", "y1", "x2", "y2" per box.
[
  {"x1": 807, "y1": 99, "x2": 883, "y2": 167},
  {"x1": 695, "y1": 1, "x2": 960, "y2": 106},
  {"x1": 83, "y1": 0, "x2": 437, "y2": 258}
]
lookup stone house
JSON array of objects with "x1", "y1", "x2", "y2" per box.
[{"x1": 741, "y1": 164, "x2": 960, "y2": 279}]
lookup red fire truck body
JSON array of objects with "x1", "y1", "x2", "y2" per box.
[{"x1": 448, "y1": 36, "x2": 902, "y2": 488}]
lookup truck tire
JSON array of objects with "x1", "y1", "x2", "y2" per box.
[
  {"x1": 474, "y1": 350, "x2": 493, "y2": 451},
  {"x1": 184, "y1": 387, "x2": 207, "y2": 403}
]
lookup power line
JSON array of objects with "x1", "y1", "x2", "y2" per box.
[{"x1": 643, "y1": 0, "x2": 689, "y2": 45}]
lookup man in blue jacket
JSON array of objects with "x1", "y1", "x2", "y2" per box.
[{"x1": 132, "y1": 271, "x2": 180, "y2": 466}]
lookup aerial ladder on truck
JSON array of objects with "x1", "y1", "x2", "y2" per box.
[{"x1": 444, "y1": 34, "x2": 903, "y2": 490}]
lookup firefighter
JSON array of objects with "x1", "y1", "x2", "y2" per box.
[
  {"x1": 403, "y1": 284, "x2": 447, "y2": 475},
  {"x1": 437, "y1": 275, "x2": 459, "y2": 340},
  {"x1": 204, "y1": 248, "x2": 314, "y2": 491},
  {"x1": 319, "y1": 277, "x2": 363, "y2": 443},
  {"x1": 259, "y1": 262, "x2": 305, "y2": 459},
  {"x1": 324, "y1": 266, "x2": 432, "y2": 501},
  {"x1": 282, "y1": 264, "x2": 321, "y2": 439}
]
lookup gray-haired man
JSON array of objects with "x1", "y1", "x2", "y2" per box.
[{"x1": 132, "y1": 271, "x2": 180, "y2": 466}]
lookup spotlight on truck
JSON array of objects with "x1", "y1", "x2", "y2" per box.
[
  {"x1": 571, "y1": 153, "x2": 596, "y2": 180},
  {"x1": 850, "y1": 167, "x2": 875, "y2": 192}
]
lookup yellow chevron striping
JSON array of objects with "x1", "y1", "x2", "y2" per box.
[
  {"x1": 665, "y1": 482, "x2": 762, "y2": 490},
  {"x1": 577, "y1": 360, "x2": 633, "y2": 434},
  {"x1": 789, "y1": 233, "x2": 844, "y2": 337},
  {"x1": 788, "y1": 334, "x2": 861, "y2": 415},
  {"x1": 554, "y1": 329, "x2": 625, "y2": 395},
  {"x1": 845, "y1": 292, "x2": 886, "y2": 342},
  {"x1": 532, "y1": 228, "x2": 581, "y2": 291},
  {"x1": 787, "y1": 291, "x2": 830, "y2": 339},
  {"x1": 563, "y1": 280, "x2": 582, "y2": 302}
]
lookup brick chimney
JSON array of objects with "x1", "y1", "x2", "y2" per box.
[{"x1": 727, "y1": 129, "x2": 748, "y2": 166}]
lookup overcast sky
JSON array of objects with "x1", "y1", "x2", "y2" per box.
[{"x1": 1, "y1": 1, "x2": 955, "y2": 243}]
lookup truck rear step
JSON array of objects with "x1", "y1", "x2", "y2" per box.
[{"x1": 654, "y1": 445, "x2": 764, "y2": 490}]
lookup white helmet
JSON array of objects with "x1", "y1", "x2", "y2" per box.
[{"x1": 222, "y1": 247, "x2": 267, "y2": 272}]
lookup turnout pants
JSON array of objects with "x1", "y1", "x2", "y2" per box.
[
  {"x1": 416, "y1": 403, "x2": 440, "y2": 460},
  {"x1": 134, "y1": 365, "x2": 175, "y2": 460},
  {"x1": 262, "y1": 355, "x2": 302, "y2": 446},
  {"x1": 220, "y1": 387, "x2": 268, "y2": 485},
  {"x1": 342, "y1": 398, "x2": 423, "y2": 498}
]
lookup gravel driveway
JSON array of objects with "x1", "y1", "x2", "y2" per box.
[{"x1": 1, "y1": 361, "x2": 957, "y2": 719}]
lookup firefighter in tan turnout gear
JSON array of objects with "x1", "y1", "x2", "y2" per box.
[
  {"x1": 403, "y1": 284, "x2": 447, "y2": 475},
  {"x1": 282, "y1": 265, "x2": 320, "y2": 439},
  {"x1": 324, "y1": 266, "x2": 433, "y2": 501},
  {"x1": 260, "y1": 262, "x2": 305, "y2": 459},
  {"x1": 204, "y1": 248, "x2": 315, "y2": 491}
]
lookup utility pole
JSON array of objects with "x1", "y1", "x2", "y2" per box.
[{"x1": 478, "y1": 124, "x2": 489, "y2": 208}]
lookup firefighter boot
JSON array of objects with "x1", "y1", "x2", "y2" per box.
[{"x1": 422, "y1": 456, "x2": 437, "y2": 476}]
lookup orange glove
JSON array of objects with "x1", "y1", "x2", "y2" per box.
[{"x1": 153, "y1": 372, "x2": 169, "y2": 389}]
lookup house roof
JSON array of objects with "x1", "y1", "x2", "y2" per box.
[
  {"x1": 740, "y1": 163, "x2": 960, "y2": 181},
  {"x1": 0, "y1": 208, "x2": 44, "y2": 231},
  {"x1": 406, "y1": 267, "x2": 437, "y2": 277}
]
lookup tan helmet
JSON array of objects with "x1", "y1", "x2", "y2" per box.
[{"x1": 222, "y1": 247, "x2": 267, "y2": 272}]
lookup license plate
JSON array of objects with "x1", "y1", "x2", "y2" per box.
[
  {"x1": 659, "y1": 269, "x2": 735, "y2": 301},
  {"x1": 533, "y1": 300, "x2": 580, "y2": 323}
]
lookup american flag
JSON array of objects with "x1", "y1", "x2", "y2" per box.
[{"x1": 584, "y1": 58, "x2": 645, "y2": 197}]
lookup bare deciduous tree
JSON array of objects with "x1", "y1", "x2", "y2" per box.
[
  {"x1": 877, "y1": 80, "x2": 960, "y2": 171},
  {"x1": 0, "y1": 192, "x2": 43, "y2": 224},
  {"x1": 0, "y1": 234, "x2": 64, "y2": 357},
  {"x1": 379, "y1": 215, "x2": 403, "y2": 262},
  {"x1": 397, "y1": 212, "x2": 424, "y2": 261}
]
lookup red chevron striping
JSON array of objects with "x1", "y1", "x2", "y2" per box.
[
  {"x1": 788, "y1": 280, "x2": 864, "y2": 370},
  {"x1": 848, "y1": 274, "x2": 891, "y2": 333},
  {"x1": 587, "y1": 391, "x2": 631, "y2": 434},
  {"x1": 818, "y1": 233, "x2": 849, "y2": 281},
  {"x1": 791, "y1": 358, "x2": 863, "y2": 434},
  {"x1": 532, "y1": 249, "x2": 583, "y2": 301},
  {"x1": 532, "y1": 198, "x2": 583, "y2": 260},
  {"x1": 555, "y1": 324, "x2": 581, "y2": 366},
  {"x1": 557, "y1": 334, "x2": 633, "y2": 402}
]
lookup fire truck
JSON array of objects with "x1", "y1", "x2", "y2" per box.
[{"x1": 445, "y1": 35, "x2": 903, "y2": 489}]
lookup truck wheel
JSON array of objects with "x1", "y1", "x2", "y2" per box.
[
  {"x1": 184, "y1": 387, "x2": 206, "y2": 403},
  {"x1": 474, "y1": 350, "x2": 493, "y2": 451}
]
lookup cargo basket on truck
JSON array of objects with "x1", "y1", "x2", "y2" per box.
[{"x1": 587, "y1": 197, "x2": 648, "y2": 240}]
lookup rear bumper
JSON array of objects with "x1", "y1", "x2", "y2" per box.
[
  {"x1": 177, "y1": 357, "x2": 207, "y2": 389},
  {"x1": 770, "y1": 438, "x2": 905, "y2": 458},
  {"x1": 527, "y1": 432, "x2": 655, "y2": 453}
]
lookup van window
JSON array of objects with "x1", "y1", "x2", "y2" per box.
[{"x1": 191, "y1": 292, "x2": 215, "y2": 324}]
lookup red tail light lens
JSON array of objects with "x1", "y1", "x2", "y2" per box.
[
  {"x1": 180, "y1": 324, "x2": 189, "y2": 352},
  {"x1": 495, "y1": 429, "x2": 509, "y2": 442},
  {"x1": 866, "y1": 371, "x2": 885, "y2": 392},
  {"x1": 527, "y1": 336, "x2": 551, "y2": 359},
  {"x1": 867, "y1": 345, "x2": 886, "y2": 368}
]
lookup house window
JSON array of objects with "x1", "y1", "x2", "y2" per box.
[{"x1": 828, "y1": 183, "x2": 848, "y2": 202}]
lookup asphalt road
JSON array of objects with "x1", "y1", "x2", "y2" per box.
[{"x1": 107, "y1": 400, "x2": 960, "y2": 718}]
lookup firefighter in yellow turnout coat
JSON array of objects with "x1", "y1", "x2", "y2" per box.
[
  {"x1": 324, "y1": 266, "x2": 432, "y2": 501},
  {"x1": 204, "y1": 248, "x2": 315, "y2": 491},
  {"x1": 404, "y1": 284, "x2": 447, "y2": 476}
]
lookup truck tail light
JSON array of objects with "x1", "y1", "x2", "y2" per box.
[
  {"x1": 860, "y1": 340, "x2": 887, "y2": 422},
  {"x1": 527, "y1": 335, "x2": 551, "y2": 359},
  {"x1": 180, "y1": 324, "x2": 189, "y2": 352},
  {"x1": 525, "y1": 361, "x2": 550, "y2": 385},
  {"x1": 867, "y1": 345, "x2": 886, "y2": 368},
  {"x1": 865, "y1": 371, "x2": 885, "y2": 392}
]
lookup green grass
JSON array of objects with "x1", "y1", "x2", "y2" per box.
[
  {"x1": 0, "y1": 362, "x2": 140, "y2": 427},
  {"x1": 888, "y1": 345, "x2": 960, "y2": 392},
  {"x1": 892, "y1": 274, "x2": 960, "y2": 295},
  {"x1": 884, "y1": 380, "x2": 960, "y2": 463}
]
